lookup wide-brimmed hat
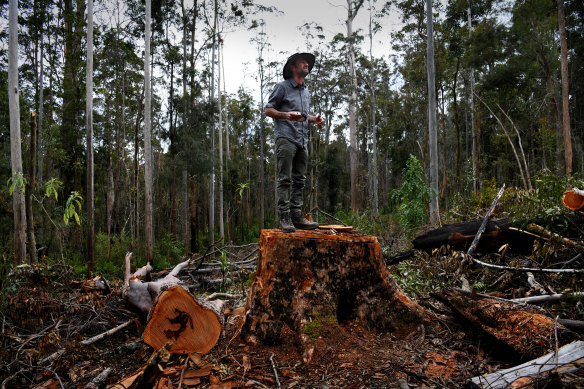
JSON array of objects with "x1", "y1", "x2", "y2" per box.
[{"x1": 283, "y1": 52, "x2": 315, "y2": 79}]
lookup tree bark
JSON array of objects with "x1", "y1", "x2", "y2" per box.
[
  {"x1": 209, "y1": 0, "x2": 217, "y2": 247},
  {"x1": 26, "y1": 113, "x2": 38, "y2": 264},
  {"x1": 144, "y1": 0, "x2": 154, "y2": 265},
  {"x1": 433, "y1": 289, "x2": 578, "y2": 360},
  {"x1": 86, "y1": 0, "x2": 95, "y2": 274},
  {"x1": 218, "y1": 41, "x2": 224, "y2": 240},
  {"x1": 9, "y1": 0, "x2": 27, "y2": 265},
  {"x1": 468, "y1": 6, "x2": 479, "y2": 195},
  {"x1": 347, "y1": 0, "x2": 363, "y2": 213},
  {"x1": 426, "y1": 0, "x2": 439, "y2": 224},
  {"x1": 557, "y1": 0, "x2": 572, "y2": 174},
  {"x1": 368, "y1": 0, "x2": 379, "y2": 218},
  {"x1": 181, "y1": 0, "x2": 189, "y2": 254},
  {"x1": 240, "y1": 229, "x2": 425, "y2": 364}
]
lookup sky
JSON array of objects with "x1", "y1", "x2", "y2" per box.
[{"x1": 220, "y1": 0, "x2": 404, "y2": 97}]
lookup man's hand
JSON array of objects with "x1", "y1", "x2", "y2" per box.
[
  {"x1": 287, "y1": 111, "x2": 304, "y2": 121},
  {"x1": 315, "y1": 114, "x2": 324, "y2": 127}
]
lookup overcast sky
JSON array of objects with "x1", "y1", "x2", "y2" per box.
[{"x1": 220, "y1": 0, "x2": 404, "y2": 97}]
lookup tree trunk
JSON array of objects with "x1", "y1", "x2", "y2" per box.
[
  {"x1": 26, "y1": 113, "x2": 38, "y2": 264},
  {"x1": 557, "y1": 0, "x2": 572, "y2": 175},
  {"x1": 426, "y1": 0, "x2": 439, "y2": 224},
  {"x1": 181, "y1": 0, "x2": 188, "y2": 253},
  {"x1": 467, "y1": 6, "x2": 479, "y2": 195},
  {"x1": 369, "y1": 0, "x2": 379, "y2": 218},
  {"x1": 144, "y1": 0, "x2": 154, "y2": 265},
  {"x1": 208, "y1": 0, "x2": 218, "y2": 247},
  {"x1": 347, "y1": 0, "x2": 362, "y2": 213},
  {"x1": 86, "y1": 0, "x2": 95, "y2": 274},
  {"x1": 432, "y1": 289, "x2": 578, "y2": 360},
  {"x1": 218, "y1": 41, "x2": 224, "y2": 241},
  {"x1": 240, "y1": 229, "x2": 425, "y2": 364},
  {"x1": 9, "y1": 0, "x2": 27, "y2": 265}
]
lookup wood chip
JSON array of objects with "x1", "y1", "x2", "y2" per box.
[
  {"x1": 243, "y1": 355, "x2": 251, "y2": 375},
  {"x1": 181, "y1": 378, "x2": 201, "y2": 386},
  {"x1": 318, "y1": 225, "x2": 353, "y2": 231},
  {"x1": 183, "y1": 364, "x2": 213, "y2": 378}
]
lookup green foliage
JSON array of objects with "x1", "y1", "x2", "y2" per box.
[
  {"x1": 391, "y1": 155, "x2": 435, "y2": 232},
  {"x1": 63, "y1": 191, "x2": 83, "y2": 226},
  {"x1": 44, "y1": 178, "x2": 62, "y2": 201},
  {"x1": 392, "y1": 259, "x2": 450, "y2": 298},
  {"x1": 7, "y1": 172, "x2": 26, "y2": 196},
  {"x1": 509, "y1": 171, "x2": 583, "y2": 221}
]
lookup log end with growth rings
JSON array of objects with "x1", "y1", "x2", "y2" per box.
[{"x1": 143, "y1": 286, "x2": 223, "y2": 355}]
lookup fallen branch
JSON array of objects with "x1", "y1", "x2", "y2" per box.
[
  {"x1": 207, "y1": 292, "x2": 241, "y2": 300},
  {"x1": 269, "y1": 354, "x2": 281, "y2": 389},
  {"x1": 80, "y1": 318, "x2": 135, "y2": 346},
  {"x1": 470, "y1": 340, "x2": 584, "y2": 388},
  {"x1": 510, "y1": 292, "x2": 584, "y2": 304},
  {"x1": 86, "y1": 367, "x2": 112, "y2": 389},
  {"x1": 527, "y1": 223, "x2": 583, "y2": 248},
  {"x1": 134, "y1": 342, "x2": 172, "y2": 389},
  {"x1": 467, "y1": 184, "x2": 505, "y2": 256},
  {"x1": 310, "y1": 206, "x2": 346, "y2": 226},
  {"x1": 469, "y1": 256, "x2": 584, "y2": 274}
]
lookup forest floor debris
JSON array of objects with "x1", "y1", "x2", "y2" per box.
[{"x1": 1, "y1": 215, "x2": 583, "y2": 388}]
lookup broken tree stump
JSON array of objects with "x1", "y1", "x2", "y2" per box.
[
  {"x1": 143, "y1": 286, "x2": 224, "y2": 354},
  {"x1": 240, "y1": 229, "x2": 425, "y2": 363}
]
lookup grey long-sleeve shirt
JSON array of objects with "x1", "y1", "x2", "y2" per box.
[{"x1": 265, "y1": 78, "x2": 311, "y2": 149}]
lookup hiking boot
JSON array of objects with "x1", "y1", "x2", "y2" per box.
[
  {"x1": 291, "y1": 210, "x2": 319, "y2": 230},
  {"x1": 280, "y1": 212, "x2": 296, "y2": 233}
]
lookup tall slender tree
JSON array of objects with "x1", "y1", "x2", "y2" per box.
[
  {"x1": 144, "y1": 0, "x2": 154, "y2": 264},
  {"x1": 557, "y1": 0, "x2": 572, "y2": 174},
  {"x1": 346, "y1": 0, "x2": 364, "y2": 213},
  {"x1": 9, "y1": 0, "x2": 27, "y2": 264},
  {"x1": 368, "y1": 0, "x2": 379, "y2": 218},
  {"x1": 467, "y1": 4, "x2": 479, "y2": 194},
  {"x1": 426, "y1": 0, "x2": 439, "y2": 224},
  {"x1": 209, "y1": 0, "x2": 218, "y2": 247},
  {"x1": 218, "y1": 39, "x2": 224, "y2": 241},
  {"x1": 181, "y1": 0, "x2": 189, "y2": 253},
  {"x1": 86, "y1": 0, "x2": 95, "y2": 273}
]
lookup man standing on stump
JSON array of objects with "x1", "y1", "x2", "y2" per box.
[{"x1": 266, "y1": 53, "x2": 323, "y2": 233}]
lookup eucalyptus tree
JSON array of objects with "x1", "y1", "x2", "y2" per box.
[
  {"x1": 346, "y1": 0, "x2": 365, "y2": 213},
  {"x1": 86, "y1": 0, "x2": 95, "y2": 273},
  {"x1": 425, "y1": 0, "x2": 439, "y2": 224},
  {"x1": 557, "y1": 0, "x2": 572, "y2": 174},
  {"x1": 9, "y1": 0, "x2": 27, "y2": 264},
  {"x1": 144, "y1": 0, "x2": 153, "y2": 264}
]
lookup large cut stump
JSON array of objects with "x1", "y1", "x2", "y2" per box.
[
  {"x1": 240, "y1": 229, "x2": 425, "y2": 362},
  {"x1": 143, "y1": 286, "x2": 224, "y2": 354}
]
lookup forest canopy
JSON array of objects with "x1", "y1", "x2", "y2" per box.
[{"x1": 0, "y1": 0, "x2": 582, "y2": 272}]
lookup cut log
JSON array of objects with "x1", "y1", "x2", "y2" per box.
[
  {"x1": 240, "y1": 229, "x2": 425, "y2": 363},
  {"x1": 143, "y1": 286, "x2": 224, "y2": 354},
  {"x1": 412, "y1": 218, "x2": 536, "y2": 254},
  {"x1": 414, "y1": 215, "x2": 584, "y2": 255},
  {"x1": 470, "y1": 340, "x2": 584, "y2": 388},
  {"x1": 432, "y1": 289, "x2": 578, "y2": 360},
  {"x1": 563, "y1": 188, "x2": 584, "y2": 211}
]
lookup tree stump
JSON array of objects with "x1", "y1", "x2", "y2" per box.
[{"x1": 240, "y1": 229, "x2": 425, "y2": 362}]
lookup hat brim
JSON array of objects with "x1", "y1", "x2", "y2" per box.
[{"x1": 283, "y1": 53, "x2": 315, "y2": 79}]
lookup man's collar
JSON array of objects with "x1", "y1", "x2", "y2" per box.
[{"x1": 287, "y1": 78, "x2": 305, "y2": 88}]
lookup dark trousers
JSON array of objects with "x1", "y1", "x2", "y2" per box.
[{"x1": 276, "y1": 137, "x2": 307, "y2": 216}]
